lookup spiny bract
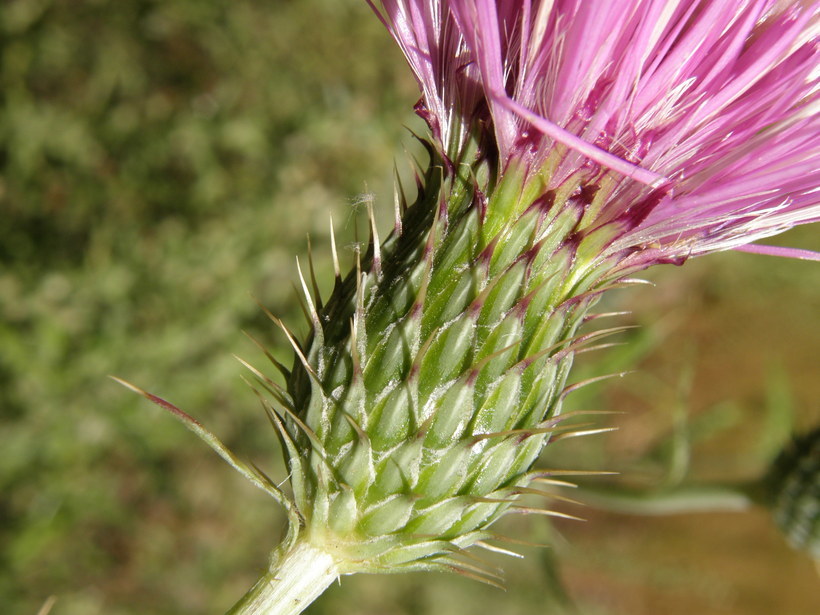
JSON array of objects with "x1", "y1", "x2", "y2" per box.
[{"x1": 259, "y1": 137, "x2": 628, "y2": 580}]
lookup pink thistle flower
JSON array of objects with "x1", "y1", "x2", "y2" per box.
[
  {"x1": 369, "y1": 0, "x2": 819, "y2": 267},
  {"x1": 132, "y1": 5, "x2": 820, "y2": 611}
]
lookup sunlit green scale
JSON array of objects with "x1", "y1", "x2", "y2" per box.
[{"x1": 279, "y1": 143, "x2": 621, "y2": 573}]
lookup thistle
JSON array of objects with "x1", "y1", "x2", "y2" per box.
[
  {"x1": 121, "y1": 2, "x2": 819, "y2": 613},
  {"x1": 765, "y1": 427, "x2": 820, "y2": 562}
]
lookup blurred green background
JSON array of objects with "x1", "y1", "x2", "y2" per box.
[{"x1": 1, "y1": 1, "x2": 818, "y2": 613}]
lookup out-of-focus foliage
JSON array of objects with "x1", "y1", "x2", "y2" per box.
[
  {"x1": 1, "y1": 1, "x2": 818, "y2": 614},
  {"x1": 1, "y1": 1, "x2": 413, "y2": 612}
]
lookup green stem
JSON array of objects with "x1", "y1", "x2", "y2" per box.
[
  {"x1": 576, "y1": 484, "x2": 755, "y2": 516},
  {"x1": 227, "y1": 541, "x2": 339, "y2": 615}
]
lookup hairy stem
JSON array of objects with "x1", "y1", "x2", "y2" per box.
[{"x1": 227, "y1": 541, "x2": 338, "y2": 615}]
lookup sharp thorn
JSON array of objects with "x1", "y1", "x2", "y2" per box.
[
  {"x1": 111, "y1": 376, "x2": 294, "y2": 509},
  {"x1": 444, "y1": 565, "x2": 506, "y2": 591},
  {"x1": 342, "y1": 412, "x2": 370, "y2": 443},
  {"x1": 509, "y1": 506, "x2": 586, "y2": 522},
  {"x1": 366, "y1": 194, "x2": 382, "y2": 279},
  {"x1": 561, "y1": 371, "x2": 632, "y2": 398},
  {"x1": 305, "y1": 235, "x2": 324, "y2": 311},
  {"x1": 392, "y1": 165, "x2": 404, "y2": 235},
  {"x1": 551, "y1": 426, "x2": 619, "y2": 441},
  {"x1": 254, "y1": 301, "x2": 322, "y2": 385},
  {"x1": 529, "y1": 477, "x2": 578, "y2": 488},
  {"x1": 109, "y1": 376, "x2": 204, "y2": 427},
  {"x1": 529, "y1": 469, "x2": 619, "y2": 478},
  {"x1": 473, "y1": 540, "x2": 525, "y2": 559},
  {"x1": 509, "y1": 486, "x2": 585, "y2": 507},
  {"x1": 329, "y1": 214, "x2": 341, "y2": 280},
  {"x1": 483, "y1": 533, "x2": 551, "y2": 549},
  {"x1": 241, "y1": 330, "x2": 291, "y2": 380},
  {"x1": 584, "y1": 310, "x2": 632, "y2": 322},
  {"x1": 296, "y1": 257, "x2": 322, "y2": 330},
  {"x1": 290, "y1": 281, "x2": 313, "y2": 328}
]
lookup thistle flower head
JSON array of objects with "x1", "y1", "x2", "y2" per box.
[
  {"x1": 371, "y1": 0, "x2": 820, "y2": 266},
  {"x1": 271, "y1": 0, "x2": 820, "y2": 580},
  {"x1": 131, "y1": 4, "x2": 820, "y2": 610}
]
